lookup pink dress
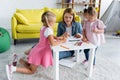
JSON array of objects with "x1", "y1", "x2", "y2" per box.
[
  {"x1": 83, "y1": 19, "x2": 106, "y2": 46},
  {"x1": 28, "y1": 27, "x2": 53, "y2": 68}
]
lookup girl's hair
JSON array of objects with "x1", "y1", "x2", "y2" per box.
[
  {"x1": 62, "y1": 8, "x2": 75, "y2": 22},
  {"x1": 41, "y1": 11, "x2": 56, "y2": 27},
  {"x1": 83, "y1": 8, "x2": 88, "y2": 14},
  {"x1": 87, "y1": 6, "x2": 97, "y2": 16}
]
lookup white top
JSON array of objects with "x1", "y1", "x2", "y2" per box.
[
  {"x1": 41, "y1": 26, "x2": 53, "y2": 37},
  {"x1": 66, "y1": 26, "x2": 72, "y2": 36}
]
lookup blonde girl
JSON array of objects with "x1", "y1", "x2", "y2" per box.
[{"x1": 6, "y1": 11, "x2": 66, "y2": 80}]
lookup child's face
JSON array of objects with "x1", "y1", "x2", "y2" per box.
[
  {"x1": 88, "y1": 14, "x2": 97, "y2": 22},
  {"x1": 83, "y1": 13, "x2": 88, "y2": 19},
  {"x1": 49, "y1": 17, "x2": 56, "y2": 27},
  {"x1": 64, "y1": 13, "x2": 73, "y2": 26}
]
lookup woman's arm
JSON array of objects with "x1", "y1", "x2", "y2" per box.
[
  {"x1": 57, "y1": 22, "x2": 64, "y2": 37},
  {"x1": 74, "y1": 22, "x2": 83, "y2": 38},
  {"x1": 77, "y1": 22, "x2": 83, "y2": 34}
]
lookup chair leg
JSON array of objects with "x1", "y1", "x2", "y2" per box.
[{"x1": 14, "y1": 39, "x2": 17, "y2": 45}]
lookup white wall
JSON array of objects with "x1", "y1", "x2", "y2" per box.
[
  {"x1": 0, "y1": 0, "x2": 57, "y2": 29},
  {"x1": 100, "y1": 0, "x2": 113, "y2": 18},
  {"x1": 0, "y1": 0, "x2": 113, "y2": 29}
]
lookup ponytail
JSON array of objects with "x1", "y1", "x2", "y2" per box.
[{"x1": 41, "y1": 11, "x2": 56, "y2": 27}]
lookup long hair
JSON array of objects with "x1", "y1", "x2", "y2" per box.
[
  {"x1": 41, "y1": 11, "x2": 56, "y2": 27},
  {"x1": 62, "y1": 8, "x2": 75, "y2": 23}
]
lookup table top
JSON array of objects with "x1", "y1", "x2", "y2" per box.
[{"x1": 52, "y1": 36, "x2": 96, "y2": 52}]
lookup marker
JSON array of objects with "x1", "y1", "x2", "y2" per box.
[{"x1": 60, "y1": 45, "x2": 69, "y2": 50}]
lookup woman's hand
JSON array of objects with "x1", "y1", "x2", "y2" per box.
[
  {"x1": 63, "y1": 32, "x2": 70, "y2": 38},
  {"x1": 74, "y1": 33, "x2": 83, "y2": 38}
]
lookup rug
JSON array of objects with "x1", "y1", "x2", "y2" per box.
[{"x1": 0, "y1": 44, "x2": 120, "y2": 80}]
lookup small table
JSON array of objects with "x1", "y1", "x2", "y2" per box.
[{"x1": 52, "y1": 39, "x2": 96, "y2": 80}]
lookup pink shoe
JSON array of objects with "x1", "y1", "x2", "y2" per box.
[
  {"x1": 6, "y1": 64, "x2": 13, "y2": 80},
  {"x1": 12, "y1": 54, "x2": 18, "y2": 66},
  {"x1": 81, "y1": 60, "x2": 88, "y2": 65}
]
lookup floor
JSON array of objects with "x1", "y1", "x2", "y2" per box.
[
  {"x1": 6, "y1": 31, "x2": 120, "y2": 67},
  {"x1": 0, "y1": 30, "x2": 120, "y2": 80},
  {"x1": 97, "y1": 32, "x2": 120, "y2": 66}
]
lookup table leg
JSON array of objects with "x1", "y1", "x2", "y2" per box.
[
  {"x1": 53, "y1": 51, "x2": 59, "y2": 80},
  {"x1": 87, "y1": 48, "x2": 95, "y2": 77},
  {"x1": 75, "y1": 50, "x2": 80, "y2": 62}
]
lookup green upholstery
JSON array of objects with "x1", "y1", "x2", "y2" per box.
[{"x1": 0, "y1": 27, "x2": 11, "y2": 53}]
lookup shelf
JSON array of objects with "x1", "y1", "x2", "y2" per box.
[
  {"x1": 57, "y1": 2, "x2": 100, "y2": 6},
  {"x1": 57, "y1": 0, "x2": 101, "y2": 18}
]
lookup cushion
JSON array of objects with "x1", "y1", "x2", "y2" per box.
[
  {"x1": 75, "y1": 15, "x2": 81, "y2": 22},
  {"x1": 45, "y1": 7, "x2": 65, "y2": 22},
  {"x1": 16, "y1": 9, "x2": 44, "y2": 23},
  {"x1": 53, "y1": 23, "x2": 58, "y2": 36},
  {"x1": 16, "y1": 23, "x2": 43, "y2": 33},
  {"x1": 14, "y1": 13, "x2": 29, "y2": 25}
]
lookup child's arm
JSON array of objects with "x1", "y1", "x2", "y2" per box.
[
  {"x1": 54, "y1": 36, "x2": 64, "y2": 41},
  {"x1": 93, "y1": 27, "x2": 104, "y2": 33},
  {"x1": 48, "y1": 35, "x2": 67, "y2": 46},
  {"x1": 93, "y1": 20, "x2": 105, "y2": 33},
  {"x1": 82, "y1": 29, "x2": 89, "y2": 43}
]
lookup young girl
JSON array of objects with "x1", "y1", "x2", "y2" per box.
[
  {"x1": 82, "y1": 6, "x2": 106, "y2": 67},
  {"x1": 6, "y1": 11, "x2": 67, "y2": 80}
]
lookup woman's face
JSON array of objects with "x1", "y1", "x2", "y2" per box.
[{"x1": 64, "y1": 13, "x2": 73, "y2": 26}]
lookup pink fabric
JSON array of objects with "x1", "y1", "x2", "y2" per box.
[
  {"x1": 28, "y1": 27, "x2": 53, "y2": 68},
  {"x1": 83, "y1": 19, "x2": 106, "y2": 46}
]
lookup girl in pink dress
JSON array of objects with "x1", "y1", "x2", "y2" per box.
[
  {"x1": 6, "y1": 11, "x2": 67, "y2": 79},
  {"x1": 81, "y1": 6, "x2": 106, "y2": 67}
]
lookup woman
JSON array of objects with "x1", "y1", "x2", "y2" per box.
[{"x1": 57, "y1": 8, "x2": 83, "y2": 59}]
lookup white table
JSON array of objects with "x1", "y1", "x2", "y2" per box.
[{"x1": 52, "y1": 39, "x2": 96, "y2": 80}]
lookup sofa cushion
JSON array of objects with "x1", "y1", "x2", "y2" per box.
[
  {"x1": 16, "y1": 23, "x2": 58, "y2": 35},
  {"x1": 16, "y1": 23, "x2": 43, "y2": 33},
  {"x1": 16, "y1": 9, "x2": 44, "y2": 23},
  {"x1": 45, "y1": 7, "x2": 65, "y2": 23},
  {"x1": 53, "y1": 23, "x2": 58, "y2": 32},
  {"x1": 14, "y1": 13, "x2": 29, "y2": 25}
]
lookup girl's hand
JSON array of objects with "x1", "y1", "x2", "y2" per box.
[
  {"x1": 93, "y1": 27, "x2": 99, "y2": 33},
  {"x1": 56, "y1": 37, "x2": 63, "y2": 41},
  {"x1": 74, "y1": 33, "x2": 83, "y2": 38},
  {"x1": 82, "y1": 38, "x2": 89, "y2": 43}
]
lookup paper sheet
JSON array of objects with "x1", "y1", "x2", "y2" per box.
[{"x1": 59, "y1": 58, "x2": 76, "y2": 68}]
